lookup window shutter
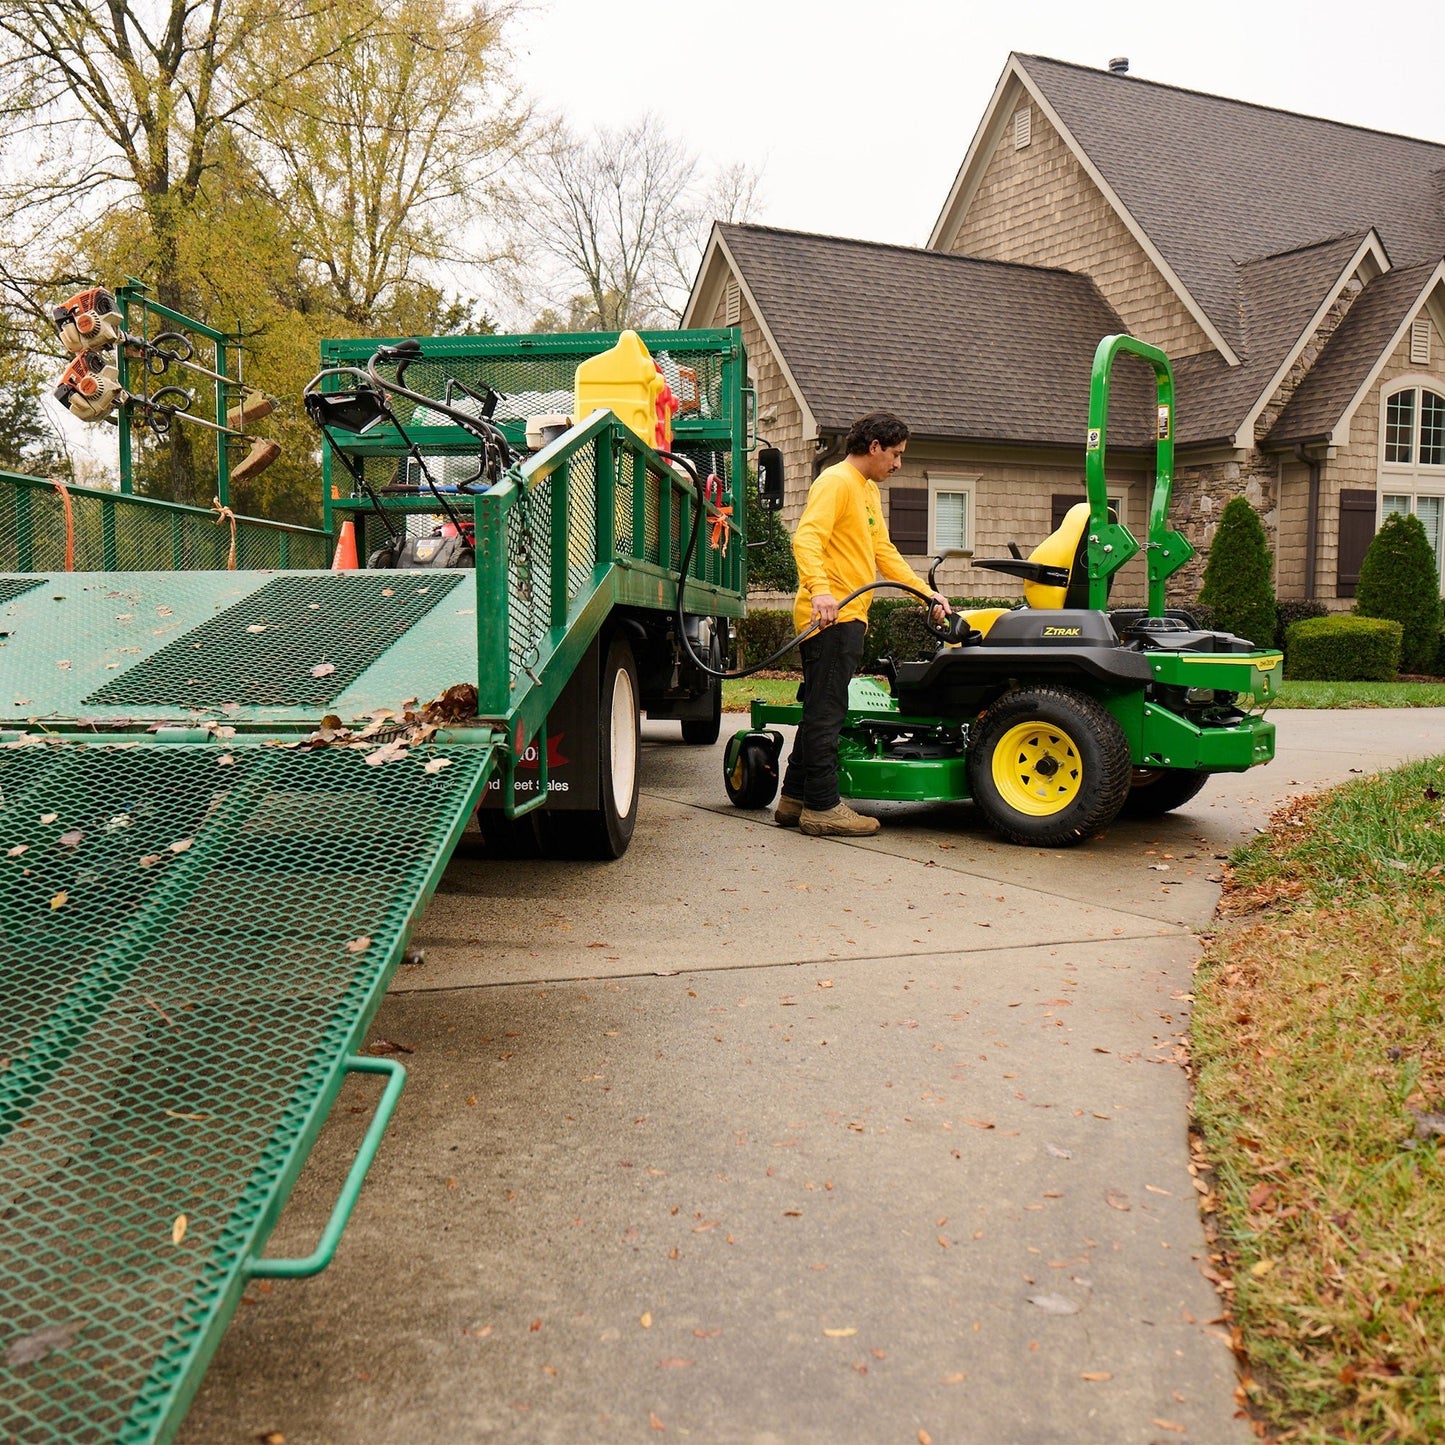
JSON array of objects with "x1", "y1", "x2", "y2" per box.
[
  {"x1": 724, "y1": 279, "x2": 741, "y2": 327},
  {"x1": 1336, "y1": 489, "x2": 1377, "y2": 598},
  {"x1": 888, "y1": 486, "x2": 928, "y2": 554},
  {"x1": 1410, "y1": 317, "x2": 1431, "y2": 366},
  {"x1": 1013, "y1": 106, "x2": 1032, "y2": 150},
  {"x1": 1052, "y1": 493, "x2": 1086, "y2": 531}
]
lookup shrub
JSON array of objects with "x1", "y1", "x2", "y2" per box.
[
  {"x1": 742, "y1": 471, "x2": 797, "y2": 594},
  {"x1": 1285, "y1": 615, "x2": 1401, "y2": 681},
  {"x1": 1274, "y1": 599, "x2": 1329, "y2": 658},
  {"x1": 864, "y1": 595, "x2": 1020, "y2": 670},
  {"x1": 1354, "y1": 510, "x2": 1443, "y2": 673},
  {"x1": 1198, "y1": 496, "x2": 1278, "y2": 647},
  {"x1": 730, "y1": 608, "x2": 801, "y2": 670}
]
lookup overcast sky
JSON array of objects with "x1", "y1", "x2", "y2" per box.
[{"x1": 511, "y1": 0, "x2": 1445, "y2": 248}]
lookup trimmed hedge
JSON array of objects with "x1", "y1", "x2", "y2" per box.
[
  {"x1": 1284, "y1": 615, "x2": 1402, "y2": 681},
  {"x1": 731, "y1": 608, "x2": 802, "y2": 671},
  {"x1": 1275, "y1": 599, "x2": 1329, "y2": 658}
]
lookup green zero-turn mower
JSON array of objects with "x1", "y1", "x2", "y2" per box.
[{"x1": 723, "y1": 334, "x2": 1284, "y2": 847}]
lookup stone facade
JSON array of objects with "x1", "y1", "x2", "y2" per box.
[
  {"x1": 950, "y1": 97, "x2": 1214, "y2": 361},
  {"x1": 1169, "y1": 453, "x2": 1282, "y2": 601}
]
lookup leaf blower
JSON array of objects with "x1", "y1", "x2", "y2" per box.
[
  {"x1": 51, "y1": 287, "x2": 124, "y2": 354},
  {"x1": 53, "y1": 351, "x2": 125, "y2": 422}
]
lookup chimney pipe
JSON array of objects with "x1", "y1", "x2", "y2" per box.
[{"x1": 1108, "y1": 56, "x2": 1129, "y2": 74}]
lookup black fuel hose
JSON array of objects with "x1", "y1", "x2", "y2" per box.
[{"x1": 662, "y1": 451, "x2": 951, "y2": 681}]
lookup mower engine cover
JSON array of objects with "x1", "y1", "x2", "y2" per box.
[{"x1": 375, "y1": 519, "x2": 475, "y2": 569}]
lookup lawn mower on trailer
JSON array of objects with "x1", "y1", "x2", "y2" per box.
[
  {"x1": 303, "y1": 337, "x2": 517, "y2": 568},
  {"x1": 723, "y1": 333, "x2": 1284, "y2": 847}
]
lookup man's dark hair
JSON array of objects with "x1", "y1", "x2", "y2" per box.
[{"x1": 845, "y1": 411, "x2": 909, "y2": 456}]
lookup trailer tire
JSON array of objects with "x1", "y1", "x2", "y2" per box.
[
  {"x1": 681, "y1": 630, "x2": 723, "y2": 746},
  {"x1": 968, "y1": 686, "x2": 1131, "y2": 847},
  {"x1": 549, "y1": 631, "x2": 641, "y2": 859},
  {"x1": 1119, "y1": 767, "x2": 1209, "y2": 818}
]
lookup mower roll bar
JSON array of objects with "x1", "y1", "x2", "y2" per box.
[{"x1": 1085, "y1": 333, "x2": 1195, "y2": 617}]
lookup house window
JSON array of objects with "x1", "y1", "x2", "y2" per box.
[
  {"x1": 928, "y1": 475, "x2": 976, "y2": 554},
  {"x1": 1383, "y1": 384, "x2": 1445, "y2": 469},
  {"x1": 1382, "y1": 493, "x2": 1444, "y2": 590}
]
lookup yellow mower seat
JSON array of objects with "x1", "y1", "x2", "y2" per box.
[
  {"x1": 1023, "y1": 502, "x2": 1090, "y2": 609},
  {"x1": 975, "y1": 502, "x2": 1107, "y2": 610}
]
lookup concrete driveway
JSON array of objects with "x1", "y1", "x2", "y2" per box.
[{"x1": 180, "y1": 709, "x2": 1440, "y2": 1445}]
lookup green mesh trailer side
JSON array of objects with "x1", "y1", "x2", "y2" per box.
[
  {"x1": 0, "y1": 471, "x2": 332, "y2": 573},
  {"x1": 0, "y1": 738, "x2": 496, "y2": 1445}
]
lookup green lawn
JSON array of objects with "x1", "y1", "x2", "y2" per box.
[{"x1": 722, "y1": 674, "x2": 1445, "y2": 714}]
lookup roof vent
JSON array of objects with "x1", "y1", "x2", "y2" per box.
[{"x1": 1107, "y1": 56, "x2": 1129, "y2": 74}]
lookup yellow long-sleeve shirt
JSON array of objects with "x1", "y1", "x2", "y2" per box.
[{"x1": 792, "y1": 460, "x2": 928, "y2": 632}]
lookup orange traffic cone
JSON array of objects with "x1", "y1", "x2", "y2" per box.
[{"x1": 331, "y1": 518, "x2": 359, "y2": 570}]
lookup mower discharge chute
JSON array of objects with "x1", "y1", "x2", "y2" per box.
[{"x1": 725, "y1": 334, "x2": 1283, "y2": 847}]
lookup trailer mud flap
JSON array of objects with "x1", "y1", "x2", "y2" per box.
[{"x1": 0, "y1": 736, "x2": 495, "y2": 1445}]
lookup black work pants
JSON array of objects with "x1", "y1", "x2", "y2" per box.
[{"x1": 781, "y1": 619, "x2": 866, "y2": 811}]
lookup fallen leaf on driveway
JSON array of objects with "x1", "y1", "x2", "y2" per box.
[
  {"x1": 656, "y1": 1358, "x2": 693, "y2": 1368},
  {"x1": 1080, "y1": 1371, "x2": 1113, "y2": 1381},
  {"x1": 1152, "y1": 1421, "x2": 1186, "y2": 1434},
  {"x1": 823, "y1": 1327, "x2": 857, "y2": 1338},
  {"x1": 1105, "y1": 1190, "x2": 1132, "y2": 1211},
  {"x1": 1028, "y1": 1293, "x2": 1081, "y2": 1315},
  {"x1": 649, "y1": 1413, "x2": 665, "y2": 1431}
]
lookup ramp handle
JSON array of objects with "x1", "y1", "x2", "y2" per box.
[{"x1": 247, "y1": 1055, "x2": 406, "y2": 1279}]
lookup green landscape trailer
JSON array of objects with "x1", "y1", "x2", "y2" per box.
[
  {"x1": 0, "y1": 326, "x2": 751, "y2": 1443},
  {"x1": 725, "y1": 334, "x2": 1284, "y2": 846}
]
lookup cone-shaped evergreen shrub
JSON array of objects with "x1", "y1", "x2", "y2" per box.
[
  {"x1": 1354, "y1": 510, "x2": 1443, "y2": 673},
  {"x1": 1198, "y1": 496, "x2": 1277, "y2": 647}
]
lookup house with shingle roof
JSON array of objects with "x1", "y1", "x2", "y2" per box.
[{"x1": 684, "y1": 53, "x2": 1445, "y2": 607}]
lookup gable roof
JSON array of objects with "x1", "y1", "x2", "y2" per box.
[
  {"x1": 712, "y1": 223, "x2": 1158, "y2": 449},
  {"x1": 1177, "y1": 230, "x2": 1386, "y2": 444},
  {"x1": 1267, "y1": 261, "x2": 1445, "y2": 446},
  {"x1": 1003, "y1": 55, "x2": 1445, "y2": 356}
]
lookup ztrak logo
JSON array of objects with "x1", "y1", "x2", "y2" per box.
[{"x1": 1041, "y1": 625, "x2": 1082, "y2": 637}]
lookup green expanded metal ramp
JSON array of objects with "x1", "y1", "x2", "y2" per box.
[{"x1": 0, "y1": 738, "x2": 493, "y2": 1443}]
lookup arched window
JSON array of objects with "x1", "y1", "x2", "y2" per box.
[{"x1": 1380, "y1": 383, "x2": 1445, "y2": 592}]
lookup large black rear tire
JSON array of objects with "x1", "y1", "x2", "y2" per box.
[
  {"x1": 545, "y1": 631, "x2": 641, "y2": 859},
  {"x1": 967, "y1": 686, "x2": 1132, "y2": 847},
  {"x1": 1118, "y1": 767, "x2": 1209, "y2": 818}
]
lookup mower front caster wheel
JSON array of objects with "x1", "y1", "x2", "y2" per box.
[
  {"x1": 968, "y1": 686, "x2": 1132, "y2": 847},
  {"x1": 1119, "y1": 767, "x2": 1209, "y2": 817},
  {"x1": 723, "y1": 729, "x2": 783, "y2": 810}
]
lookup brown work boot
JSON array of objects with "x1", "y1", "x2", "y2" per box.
[
  {"x1": 799, "y1": 802, "x2": 880, "y2": 837},
  {"x1": 774, "y1": 795, "x2": 803, "y2": 828}
]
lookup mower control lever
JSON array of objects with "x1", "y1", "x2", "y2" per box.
[{"x1": 927, "y1": 547, "x2": 972, "y2": 593}]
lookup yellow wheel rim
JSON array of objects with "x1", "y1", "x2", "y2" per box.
[{"x1": 991, "y1": 720, "x2": 1084, "y2": 816}]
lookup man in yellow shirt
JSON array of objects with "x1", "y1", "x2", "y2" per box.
[{"x1": 777, "y1": 412, "x2": 950, "y2": 836}]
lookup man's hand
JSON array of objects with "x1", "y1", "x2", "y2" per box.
[
  {"x1": 928, "y1": 591, "x2": 953, "y2": 623},
  {"x1": 810, "y1": 593, "x2": 839, "y2": 628}
]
